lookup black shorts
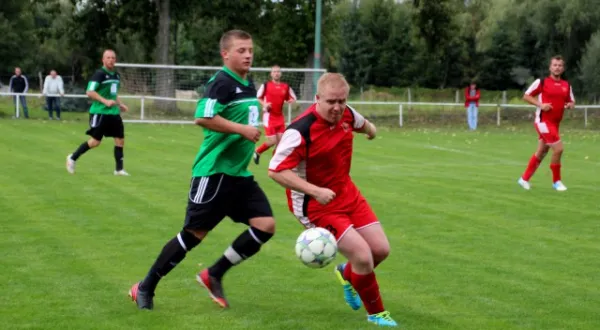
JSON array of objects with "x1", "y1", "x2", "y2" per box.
[
  {"x1": 86, "y1": 113, "x2": 124, "y2": 140},
  {"x1": 184, "y1": 174, "x2": 273, "y2": 231}
]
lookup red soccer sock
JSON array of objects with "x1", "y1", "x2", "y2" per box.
[
  {"x1": 343, "y1": 261, "x2": 352, "y2": 280},
  {"x1": 255, "y1": 143, "x2": 270, "y2": 154},
  {"x1": 550, "y1": 163, "x2": 561, "y2": 183},
  {"x1": 522, "y1": 154, "x2": 542, "y2": 181},
  {"x1": 350, "y1": 271, "x2": 385, "y2": 315}
]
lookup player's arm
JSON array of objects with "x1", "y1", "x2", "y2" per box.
[
  {"x1": 523, "y1": 79, "x2": 552, "y2": 111},
  {"x1": 347, "y1": 106, "x2": 376, "y2": 140},
  {"x1": 86, "y1": 71, "x2": 116, "y2": 107},
  {"x1": 268, "y1": 129, "x2": 336, "y2": 205},
  {"x1": 566, "y1": 85, "x2": 575, "y2": 109},
  {"x1": 194, "y1": 81, "x2": 260, "y2": 142},
  {"x1": 286, "y1": 86, "x2": 297, "y2": 104},
  {"x1": 116, "y1": 97, "x2": 128, "y2": 112},
  {"x1": 256, "y1": 84, "x2": 271, "y2": 111}
]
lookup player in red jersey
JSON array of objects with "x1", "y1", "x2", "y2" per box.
[
  {"x1": 518, "y1": 55, "x2": 575, "y2": 191},
  {"x1": 268, "y1": 73, "x2": 398, "y2": 327},
  {"x1": 253, "y1": 65, "x2": 297, "y2": 164}
]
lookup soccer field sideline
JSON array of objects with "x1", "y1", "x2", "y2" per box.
[{"x1": 1, "y1": 120, "x2": 599, "y2": 330}]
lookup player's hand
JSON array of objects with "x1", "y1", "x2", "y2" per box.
[
  {"x1": 365, "y1": 122, "x2": 376, "y2": 140},
  {"x1": 264, "y1": 102, "x2": 272, "y2": 111},
  {"x1": 540, "y1": 103, "x2": 553, "y2": 111},
  {"x1": 241, "y1": 125, "x2": 261, "y2": 143},
  {"x1": 119, "y1": 103, "x2": 129, "y2": 112},
  {"x1": 565, "y1": 102, "x2": 575, "y2": 109},
  {"x1": 313, "y1": 187, "x2": 336, "y2": 205},
  {"x1": 104, "y1": 100, "x2": 117, "y2": 107}
]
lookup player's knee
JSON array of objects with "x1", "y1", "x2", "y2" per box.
[
  {"x1": 349, "y1": 249, "x2": 374, "y2": 273},
  {"x1": 249, "y1": 217, "x2": 276, "y2": 235},
  {"x1": 371, "y1": 244, "x2": 390, "y2": 264},
  {"x1": 88, "y1": 138, "x2": 101, "y2": 148},
  {"x1": 115, "y1": 138, "x2": 124, "y2": 147},
  {"x1": 179, "y1": 229, "x2": 202, "y2": 251},
  {"x1": 184, "y1": 228, "x2": 208, "y2": 244}
]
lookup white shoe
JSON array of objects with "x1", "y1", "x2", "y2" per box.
[
  {"x1": 66, "y1": 154, "x2": 76, "y2": 174},
  {"x1": 553, "y1": 181, "x2": 567, "y2": 191},
  {"x1": 517, "y1": 177, "x2": 530, "y2": 190},
  {"x1": 114, "y1": 170, "x2": 130, "y2": 176}
]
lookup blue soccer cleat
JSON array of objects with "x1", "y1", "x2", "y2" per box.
[
  {"x1": 334, "y1": 263, "x2": 362, "y2": 310},
  {"x1": 367, "y1": 311, "x2": 398, "y2": 327}
]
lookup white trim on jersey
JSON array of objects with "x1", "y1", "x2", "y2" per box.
[
  {"x1": 288, "y1": 86, "x2": 297, "y2": 101},
  {"x1": 256, "y1": 83, "x2": 265, "y2": 98},
  {"x1": 269, "y1": 129, "x2": 302, "y2": 171},
  {"x1": 347, "y1": 105, "x2": 366, "y2": 129},
  {"x1": 569, "y1": 85, "x2": 575, "y2": 102},
  {"x1": 525, "y1": 79, "x2": 541, "y2": 96}
]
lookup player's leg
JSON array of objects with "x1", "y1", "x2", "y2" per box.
[
  {"x1": 108, "y1": 115, "x2": 128, "y2": 175},
  {"x1": 198, "y1": 177, "x2": 275, "y2": 307},
  {"x1": 254, "y1": 126, "x2": 277, "y2": 164},
  {"x1": 66, "y1": 114, "x2": 103, "y2": 174},
  {"x1": 549, "y1": 139, "x2": 566, "y2": 191},
  {"x1": 518, "y1": 124, "x2": 551, "y2": 189},
  {"x1": 336, "y1": 227, "x2": 397, "y2": 326},
  {"x1": 130, "y1": 175, "x2": 227, "y2": 309},
  {"x1": 351, "y1": 195, "x2": 390, "y2": 268}
]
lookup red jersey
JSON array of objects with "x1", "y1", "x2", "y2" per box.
[
  {"x1": 257, "y1": 81, "x2": 296, "y2": 125},
  {"x1": 268, "y1": 104, "x2": 366, "y2": 218},
  {"x1": 525, "y1": 77, "x2": 574, "y2": 124}
]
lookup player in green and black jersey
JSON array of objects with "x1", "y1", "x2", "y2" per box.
[
  {"x1": 66, "y1": 49, "x2": 130, "y2": 176},
  {"x1": 129, "y1": 30, "x2": 277, "y2": 310}
]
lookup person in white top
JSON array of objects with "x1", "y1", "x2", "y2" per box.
[{"x1": 43, "y1": 70, "x2": 65, "y2": 120}]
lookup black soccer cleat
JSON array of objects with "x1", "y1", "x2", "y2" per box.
[
  {"x1": 129, "y1": 282, "x2": 154, "y2": 310},
  {"x1": 253, "y1": 151, "x2": 260, "y2": 165}
]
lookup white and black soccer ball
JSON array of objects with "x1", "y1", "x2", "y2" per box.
[{"x1": 295, "y1": 227, "x2": 338, "y2": 268}]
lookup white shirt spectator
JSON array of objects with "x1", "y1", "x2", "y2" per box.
[{"x1": 43, "y1": 72, "x2": 64, "y2": 96}]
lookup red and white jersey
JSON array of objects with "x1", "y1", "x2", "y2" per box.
[
  {"x1": 525, "y1": 77, "x2": 574, "y2": 124},
  {"x1": 268, "y1": 104, "x2": 366, "y2": 217},
  {"x1": 257, "y1": 81, "x2": 296, "y2": 125}
]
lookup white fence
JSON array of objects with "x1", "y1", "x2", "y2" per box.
[{"x1": 3, "y1": 91, "x2": 600, "y2": 128}]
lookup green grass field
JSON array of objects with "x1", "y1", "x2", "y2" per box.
[{"x1": 1, "y1": 120, "x2": 600, "y2": 330}]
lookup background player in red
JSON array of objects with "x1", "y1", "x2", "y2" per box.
[
  {"x1": 268, "y1": 73, "x2": 398, "y2": 327},
  {"x1": 518, "y1": 55, "x2": 575, "y2": 191},
  {"x1": 253, "y1": 65, "x2": 297, "y2": 164}
]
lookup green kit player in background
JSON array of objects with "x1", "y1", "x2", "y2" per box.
[
  {"x1": 129, "y1": 30, "x2": 277, "y2": 310},
  {"x1": 66, "y1": 49, "x2": 130, "y2": 176}
]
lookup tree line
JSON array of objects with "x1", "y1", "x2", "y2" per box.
[{"x1": 2, "y1": 0, "x2": 600, "y2": 100}]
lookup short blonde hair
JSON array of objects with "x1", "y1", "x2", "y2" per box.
[{"x1": 317, "y1": 73, "x2": 350, "y2": 96}]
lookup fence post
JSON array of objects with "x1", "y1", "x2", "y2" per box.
[
  {"x1": 287, "y1": 103, "x2": 292, "y2": 125},
  {"x1": 15, "y1": 94, "x2": 20, "y2": 118},
  {"x1": 455, "y1": 90, "x2": 459, "y2": 103},
  {"x1": 399, "y1": 103, "x2": 403, "y2": 127},
  {"x1": 584, "y1": 107, "x2": 588, "y2": 128},
  {"x1": 496, "y1": 104, "x2": 501, "y2": 126},
  {"x1": 140, "y1": 96, "x2": 145, "y2": 120}
]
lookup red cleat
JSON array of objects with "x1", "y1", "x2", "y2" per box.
[{"x1": 196, "y1": 269, "x2": 229, "y2": 308}]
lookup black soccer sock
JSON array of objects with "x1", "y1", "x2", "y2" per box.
[
  {"x1": 71, "y1": 141, "x2": 91, "y2": 161},
  {"x1": 139, "y1": 230, "x2": 202, "y2": 293},
  {"x1": 114, "y1": 146, "x2": 124, "y2": 171},
  {"x1": 208, "y1": 227, "x2": 273, "y2": 280}
]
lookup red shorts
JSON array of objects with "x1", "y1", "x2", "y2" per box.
[
  {"x1": 297, "y1": 193, "x2": 379, "y2": 241},
  {"x1": 263, "y1": 113, "x2": 285, "y2": 137},
  {"x1": 534, "y1": 122, "x2": 560, "y2": 145}
]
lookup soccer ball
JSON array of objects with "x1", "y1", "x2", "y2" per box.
[{"x1": 295, "y1": 227, "x2": 338, "y2": 268}]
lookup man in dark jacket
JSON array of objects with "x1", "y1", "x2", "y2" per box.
[{"x1": 9, "y1": 67, "x2": 30, "y2": 118}]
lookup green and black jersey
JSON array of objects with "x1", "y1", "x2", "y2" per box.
[
  {"x1": 86, "y1": 66, "x2": 121, "y2": 115},
  {"x1": 192, "y1": 66, "x2": 261, "y2": 178}
]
